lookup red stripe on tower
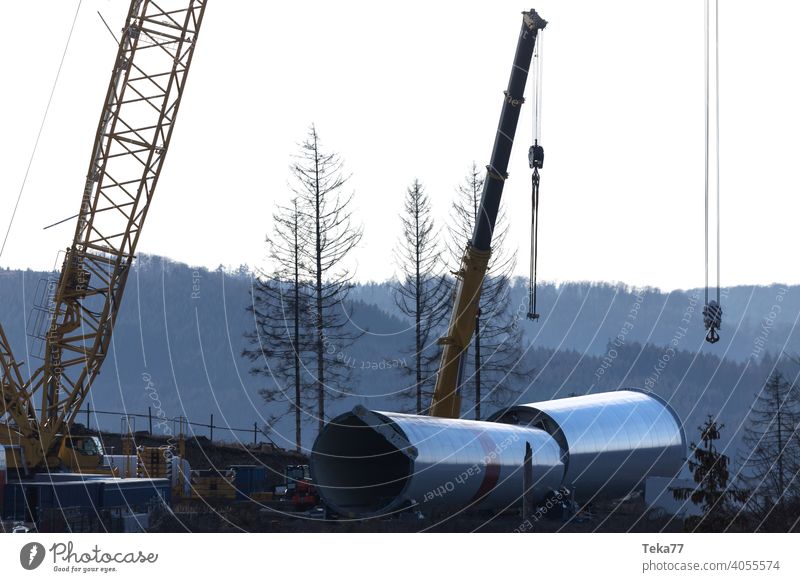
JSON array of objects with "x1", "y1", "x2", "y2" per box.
[{"x1": 469, "y1": 430, "x2": 502, "y2": 504}]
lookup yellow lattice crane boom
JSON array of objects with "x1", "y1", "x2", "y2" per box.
[{"x1": 0, "y1": 0, "x2": 208, "y2": 471}]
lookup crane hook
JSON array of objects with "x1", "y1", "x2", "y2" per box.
[
  {"x1": 527, "y1": 148, "x2": 542, "y2": 321},
  {"x1": 703, "y1": 300, "x2": 722, "y2": 344}
]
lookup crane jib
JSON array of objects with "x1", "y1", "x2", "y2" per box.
[
  {"x1": 472, "y1": 10, "x2": 546, "y2": 252},
  {"x1": 429, "y1": 10, "x2": 546, "y2": 420}
]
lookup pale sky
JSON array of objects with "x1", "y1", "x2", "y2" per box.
[{"x1": 1, "y1": 0, "x2": 798, "y2": 290}]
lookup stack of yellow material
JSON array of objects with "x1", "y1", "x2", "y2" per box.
[
  {"x1": 137, "y1": 446, "x2": 171, "y2": 479},
  {"x1": 248, "y1": 490, "x2": 274, "y2": 502},
  {"x1": 190, "y1": 469, "x2": 236, "y2": 500}
]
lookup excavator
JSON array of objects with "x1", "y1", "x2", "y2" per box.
[
  {"x1": 0, "y1": 0, "x2": 208, "y2": 480},
  {"x1": 430, "y1": 9, "x2": 546, "y2": 419}
]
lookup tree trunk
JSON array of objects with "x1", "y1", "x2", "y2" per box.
[
  {"x1": 776, "y1": 383, "x2": 785, "y2": 508},
  {"x1": 313, "y1": 134, "x2": 325, "y2": 432},
  {"x1": 475, "y1": 311, "x2": 481, "y2": 421},
  {"x1": 415, "y1": 194, "x2": 422, "y2": 414},
  {"x1": 293, "y1": 207, "x2": 302, "y2": 452},
  {"x1": 473, "y1": 178, "x2": 481, "y2": 421}
]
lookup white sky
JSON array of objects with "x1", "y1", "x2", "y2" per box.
[{"x1": 1, "y1": 0, "x2": 798, "y2": 290}]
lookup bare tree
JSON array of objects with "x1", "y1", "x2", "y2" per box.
[
  {"x1": 448, "y1": 163, "x2": 530, "y2": 419},
  {"x1": 393, "y1": 179, "x2": 449, "y2": 413},
  {"x1": 738, "y1": 370, "x2": 800, "y2": 529},
  {"x1": 243, "y1": 199, "x2": 314, "y2": 452},
  {"x1": 293, "y1": 125, "x2": 363, "y2": 431}
]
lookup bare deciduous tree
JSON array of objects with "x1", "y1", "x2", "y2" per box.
[
  {"x1": 738, "y1": 371, "x2": 800, "y2": 529},
  {"x1": 393, "y1": 179, "x2": 449, "y2": 413},
  {"x1": 243, "y1": 199, "x2": 314, "y2": 451},
  {"x1": 293, "y1": 125, "x2": 363, "y2": 431}
]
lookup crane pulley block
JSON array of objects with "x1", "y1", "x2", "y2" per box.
[{"x1": 528, "y1": 142, "x2": 544, "y2": 169}]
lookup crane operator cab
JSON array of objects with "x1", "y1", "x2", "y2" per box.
[{"x1": 58, "y1": 435, "x2": 118, "y2": 476}]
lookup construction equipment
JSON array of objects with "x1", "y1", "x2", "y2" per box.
[
  {"x1": 702, "y1": 0, "x2": 723, "y2": 344},
  {"x1": 284, "y1": 464, "x2": 319, "y2": 510},
  {"x1": 1, "y1": 0, "x2": 207, "y2": 529},
  {"x1": 527, "y1": 17, "x2": 545, "y2": 321},
  {"x1": 309, "y1": 9, "x2": 691, "y2": 522},
  {"x1": 0, "y1": 0, "x2": 207, "y2": 477},
  {"x1": 430, "y1": 9, "x2": 546, "y2": 419},
  {"x1": 57, "y1": 433, "x2": 116, "y2": 476}
]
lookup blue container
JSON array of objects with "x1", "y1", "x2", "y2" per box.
[
  {"x1": 3, "y1": 482, "x2": 29, "y2": 520},
  {"x1": 100, "y1": 478, "x2": 171, "y2": 509},
  {"x1": 2, "y1": 479, "x2": 102, "y2": 521},
  {"x1": 3, "y1": 477, "x2": 171, "y2": 522},
  {"x1": 230, "y1": 465, "x2": 267, "y2": 500},
  {"x1": 46, "y1": 480, "x2": 102, "y2": 509}
]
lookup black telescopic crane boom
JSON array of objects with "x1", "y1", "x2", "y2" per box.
[
  {"x1": 429, "y1": 9, "x2": 546, "y2": 418},
  {"x1": 472, "y1": 10, "x2": 546, "y2": 251}
]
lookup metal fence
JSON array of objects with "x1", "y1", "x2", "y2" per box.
[{"x1": 81, "y1": 405, "x2": 277, "y2": 447}]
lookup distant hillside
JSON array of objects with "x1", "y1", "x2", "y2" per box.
[
  {"x1": 352, "y1": 279, "x2": 800, "y2": 363},
  {"x1": 1, "y1": 256, "x2": 797, "y2": 457}
]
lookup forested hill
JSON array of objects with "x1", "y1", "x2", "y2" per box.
[
  {"x1": 0, "y1": 255, "x2": 797, "y2": 454},
  {"x1": 354, "y1": 279, "x2": 800, "y2": 363}
]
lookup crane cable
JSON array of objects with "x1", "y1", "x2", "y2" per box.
[
  {"x1": 0, "y1": 0, "x2": 83, "y2": 260},
  {"x1": 703, "y1": 0, "x2": 723, "y2": 343},
  {"x1": 527, "y1": 31, "x2": 544, "y2": 321}
]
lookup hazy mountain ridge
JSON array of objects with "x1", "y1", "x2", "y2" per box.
[
  {"x1": 1, "y1": 256, "x2": 797, "y2": 453},
  {"x1": 352, "y1": 279, "x2": 800, "y2": 363}
]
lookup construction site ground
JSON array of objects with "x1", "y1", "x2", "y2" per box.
[
  {"x1": 82, "y1": 425, "x2": 305, "y2": 488},
  {"x1": 148, "y1": 498, "x2": 689, "y2": 533}
]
